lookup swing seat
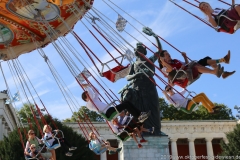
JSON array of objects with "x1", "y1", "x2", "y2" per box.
[
  {"x1": 116, "y1": 131, "x2": 131, "y2": 142},
  {"x1": 171, "y1": 62, "x2": 201, "y2": 88},
  {"x1": 89, "y1": 144, "x2": 107, "y2": 155},
  {"x1": 179, "y1": 104, "x2": 197, "y2": 114},
  {"x1": 42, "y1": 137, "x2": 61, "y2": 150},
  {"x1": 100, "y1": 111, "x2": 119, "y2": 121},
  {"x1": 187, "y1": 65, "x2": 201, "y2": 86},
  {"x1": 102, "y1": 65, "x2": 130, "y2": 82}
]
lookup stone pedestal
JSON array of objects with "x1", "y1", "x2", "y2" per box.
[{"x1": 119, "y1": 136, "x2": 170, "y2": 160}]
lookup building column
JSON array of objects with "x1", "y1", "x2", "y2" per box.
[
  {"x1": 188, "y1": 138, "x2": 196, "y2": 160},
  {"x1": 0, "y1": 116, "x2": 2, "y2": 140},
  {"x1": 100, "y1": 151, "x2": 107, "y2": 160},
  {"x1": 223, "y1": 138, "x2": 229, "y2": 144},
  {"x1": 205, "y1": 138, "x2": 214, "y2": 160},
  {"x1": 4, "y1": 126, "x2": 8, "y2": 136},
  {"x1": 170, "y1": 138, "x2": 178, "y2": 160},
  {"x1": 2, "y1": 121, "x2": 5, "y2": 138}
]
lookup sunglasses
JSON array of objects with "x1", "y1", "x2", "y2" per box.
[
  {"x1": 31, "y1": 147, "x2": 36, "y2": 149},
  {"x1": 29, "y1": 133, "x2": 35, "y2": 135},
  {"x1": 166, "y1": 88, "x2": 172, "y2": 92}
]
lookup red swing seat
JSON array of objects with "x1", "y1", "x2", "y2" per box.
[
  {"x1": 172, "y1": 64, "x2": 201, "y2": 88},
  {"x1": 102, "y1": 64, "x2": 130, "y2": 82}
]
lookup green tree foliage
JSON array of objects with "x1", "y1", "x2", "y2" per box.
[
  {"x1": 63, "y1": 106, "x2": 104, "y2": 122},
  {"x1": 220, "y1": 124, "x2": 240, "y2": 158},
  {"x1": 0, "y1": 116, "x2": 97, "y2": 160},
  {"x1": 0, "y1": 129, "x2": 25, "y2": 160},
  {"x1": 18, "y1": 103, "x2": 39, "y2": 123},
  {"x1": 159, "y1": 98, "x2": 235, "y2": 120}
]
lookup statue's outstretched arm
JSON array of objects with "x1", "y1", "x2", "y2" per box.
[
  {"x1": 149, "y1": 36, "x2": 163, "y2": 63},
  {"x1": 155, "y1": 35, "x2": 162, "y2": 53},
  {"x1": 142, "y1": 27, "x2": 163, "y2": 63}
]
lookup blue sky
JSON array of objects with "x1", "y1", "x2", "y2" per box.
[{"x1": 0, "y1": 0, "x2": 239, "y2": 121}]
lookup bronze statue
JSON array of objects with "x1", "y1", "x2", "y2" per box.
[{"x1": 121, "y1": 27, "x2": 164, "y2": 135}]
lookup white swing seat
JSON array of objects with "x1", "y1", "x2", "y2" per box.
[
  {"x1": 115, "y1": 116, "x2": 133, "y2": 141},
  {"x1": 177, "y1": 91, "x2": 199, "y2": 114}
]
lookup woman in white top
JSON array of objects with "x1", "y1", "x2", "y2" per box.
[
  {"x1": 163, "y1": 85, "x2": 221, "y2": 114},
  {"x1": 199, "y1": 1, "x2": 240, "y2": 34}
]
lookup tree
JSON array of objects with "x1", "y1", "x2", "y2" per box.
[
  {"x1": 0, "y1": 116, "x2": 97, "y2": 160},
  {"x1": 63, "y1": 106, "x2": 104, "y2": 122},
  {"x1": 220, "y1": 124, "x2": 240, "y2": 158},
  {"x1": 159, "y1": 98, "x2": 236, "y2": 120},
  {"x1": 18, "y1": 103, "x2": 40, "y2": 123},
  {"x1": 0, "y1": 129, "x2": 24, "y2": 160}
]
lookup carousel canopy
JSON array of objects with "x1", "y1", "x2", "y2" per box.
[{"x1": 0, "y1": 0, "x2": 94, "y2": 60}]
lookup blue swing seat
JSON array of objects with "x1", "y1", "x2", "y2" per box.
[
  {"x1": 89, "y1": 143, "x2": 107, "y2": 155},
  {"x1": 42, "y1": 130, "x2": 64, "y2": 150},
  {"x1": 42, "y1": 137, "x2": 61, "y2": 150}
]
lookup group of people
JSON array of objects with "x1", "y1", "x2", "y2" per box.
[
  {"x1": 110, "y1": 110, "x2": 154, "y2": 148},
  {"x1": 24, "y1": 125, "x2": 76, "y2": 160},
  {"x1": 81, "y1": 83, "x2": 153, "y2": 152},
  {"x1": 159, "y1": 49, "x2": 235, "y2": 114}
]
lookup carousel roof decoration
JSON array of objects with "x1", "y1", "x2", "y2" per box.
[{"x1": 0, "y1": 0, "x2": 94, "y2": 60}]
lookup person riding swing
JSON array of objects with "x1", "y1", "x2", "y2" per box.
[
  {"x1": 88, "y1": 132, "x2": 122, "y2": 155},
  {"x1": 159, "y1": 50, "x2": 235, "y2": 88},
  {"x1": 199, "y1": 1, "x2": 240, "y2": 34},
  {"x1": 163, "y1": 85, "x2": 221, "y2": 114}
]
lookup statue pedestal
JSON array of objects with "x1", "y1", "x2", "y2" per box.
[{"x1": 118, "y1": 136, "x2": 170, "y2": 160}]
